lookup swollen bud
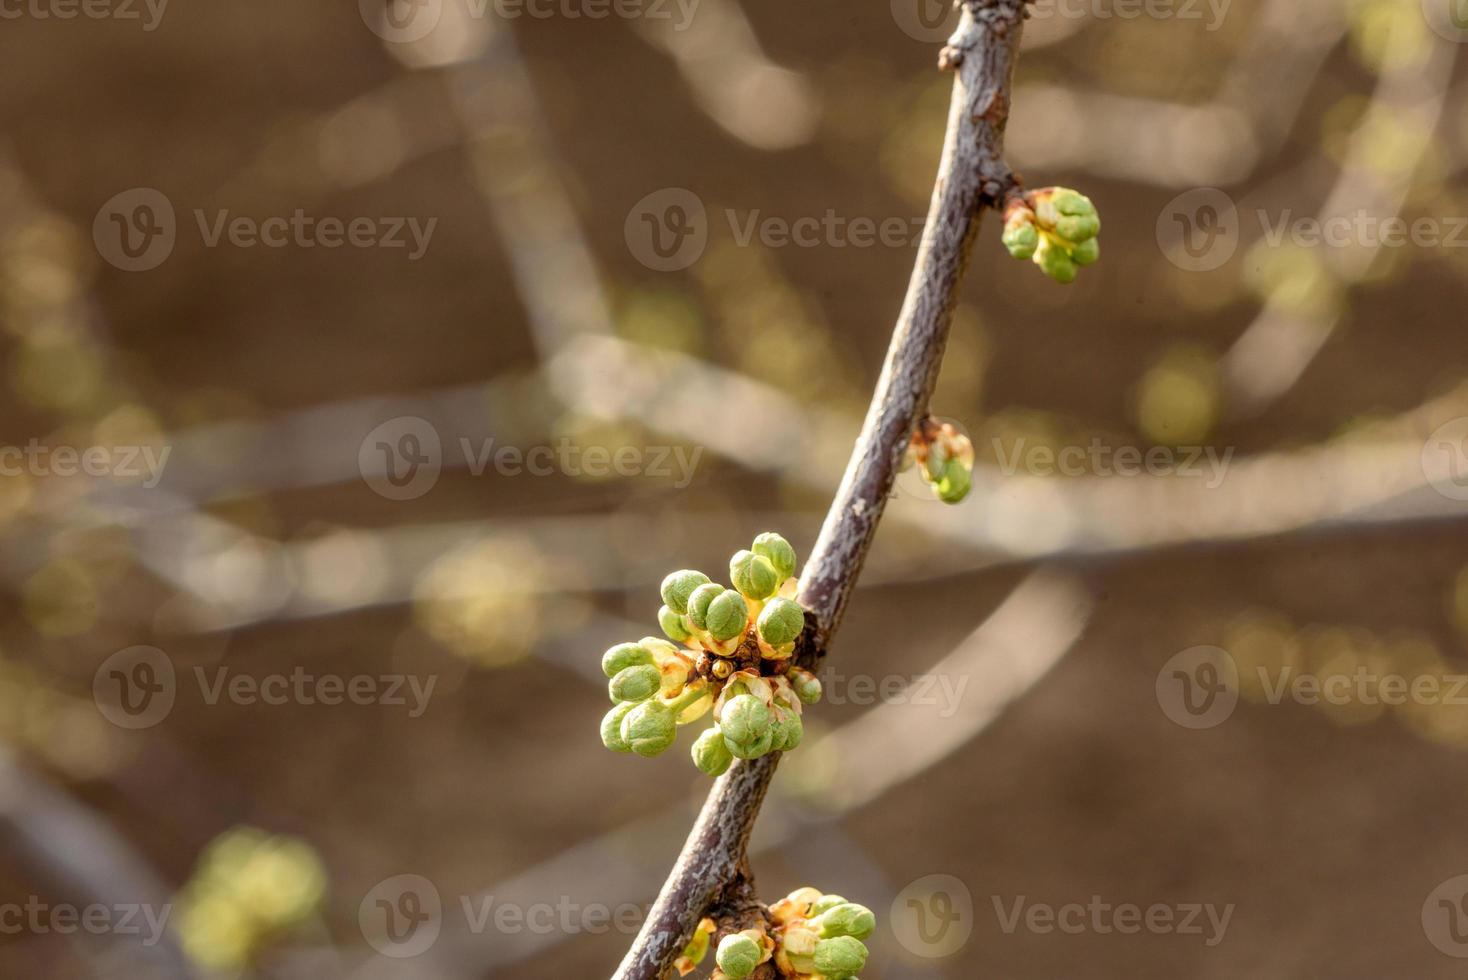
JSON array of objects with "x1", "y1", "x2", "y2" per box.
[
  {"x1": 935, "y1": 457, "x2": 972, "y2": 503},
  {"x1": 658, "y1": 605, "x2": 692, "y2": 643},
  {"x1": 705, "y1": 590, "x2": 750, "y2": 642},
  {"x1": 787, "y1": 667, "x2": 823, "y2": 705},
  {"x1": 716, "y1": 932, "x2": 764, "y2": 980},
  {"x1": 1071, "y1": 235, "x2": 1100, "y2": 266},
  {"x1": 601, "y1": 702, "x2": 636, "y2": 753},
  {"x1": 752, "y1": 532, "x2": 797, "y2": 581},
  {"x1": 730, "y1": 550, "x2": 779, "y2": 600},
  {"x1": 686, "y1": 583, "x2": 725, "y2": 630},
  {"x1": 812, "y1": 903, "x2": 876, "y2": 941},
  {"x1": 1035, "y1": 237, "x2": 1078, "y2": 284},
  {"x1": 1035, "y1": 187, "x2": 1100, "y2": 243},
  {"x1": 660, "y1": 570, "x2": 710, "y2": 615},
  {"x1": 609, "y1": 664, "x2": 661, "y2": 703},
  {"x1": 1002, "y1": 209, "x2": 1039, "y2": 259},
  {"x1": 756, "y1": 597, "x2": 806, "y2": 648},
  {"x1": 809, "y1": 894, "x2": 847, "y2": 917},
  {"x1": 620, "y1": 701, "x2": 677, "y2": 757},
  {"x1": 601, "y1": 643, "x2": 653, "y2": 679},
  {"x1": 692, "y1": 725, "x2": 733, "y2": 777},
  {"x1": 769, "y1": 704, "x2": 804, "y2": 753},
  {"x1": 721, "y1": 695, "x2": 773, "y2": 759},
  {"x1": 813, "y1": 935, "x2": 868, "y2": 979}
]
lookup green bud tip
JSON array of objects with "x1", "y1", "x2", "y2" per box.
[
  {"x1": 658, "y1": 605, "x2": 692, "y2": 643},
  {"x1": 686, "y1": 582, "x2": 725, "y2": 630},
  {"x1": 620, "y1": 701, "x2": 677, "y2": 757},
  {"x1": 1002, "y1": 220, "x2": 1039, "y2": 260},
  {"x1": 660, "y1": 569, "x2": 710, "y2": 615},
  {"x1": 809, "y1": 894, "x2": 847, "y2": 916},
  {"x1": 1035, "y1": 187, "x2": 1100, "y2": 242},
  {"x1": 1035, "y1": 237, "x2": 1078, "y2": 284},
  {"x1": 813, "y1": 935, "x2": 869, "y2": 979},
  {"x1": 751, "y1": 532, "x2": 797, "y2": 580},
  {"x1": 705, "y1": 589, "x2": 750, "y2": 642},
  {"x1": 691, "y1": 725, "x2": 733, "y2": 777},
  {"x1": 729, "y1": 550, "x2": 780, "y2": 600},
  {"x1": 935, "y1": 457, "x2": 972, "y2": 504},
  {"x1": 721, "y1": 695, "x2": 774, "y2": 759},
  {"x1": 756, "y1": 597, "x2": 806, "y2": 648},
  {"x1": 716, "y1": 933, "x2": 763, "y2": 979},
  {"x1": 1071, "y1": 235, "x2": 1100, "y2": 266},
  {"x1": 770, "y1": 704, "x2": 804, "y2": 752},
  {"x1": 600, "y1": 702, "x2": 637, "y2": 753},
  {"x1": 813, "y1": 903, "x2": 876, "y2": 941},
  {"x1": 788, "y1": 668, "x2": 823, "y2": 705},
  {"x1": 609, "y1": 664, "x2": 661, "y2": 703},
  {"x1": 678, "y1": 924, "x2": 711, "y2": 968},
  {"x1": 601, "y1": 642, "x2": 653, "y2": 679}
]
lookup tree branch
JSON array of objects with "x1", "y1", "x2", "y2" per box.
[{"x1": 611, "y1": 3, "x2": 1031, "y2": 976}]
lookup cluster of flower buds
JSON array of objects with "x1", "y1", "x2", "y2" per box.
[
  {"x1": 674, "y1": 887, "x2": 875, "y2": 979},
  {"x1": 1002, "y1": 187, "x2": 1101, "y2": 284},
  {"x1": 599, "y1": 532, "x2": 823, "y2": 773},
  {"x1": 902, "y1": 417, "x2": 974, "y2": 504}
]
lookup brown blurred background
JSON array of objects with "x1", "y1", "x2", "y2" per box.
[{"x1": 1, "y1": 0, "x2": 1468, "y2": 976}]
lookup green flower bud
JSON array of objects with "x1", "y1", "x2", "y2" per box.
[
  {"x1": 1071, "y1": 235, "x2": 1100, "y2": 266},
  {"x1": 727, "y1": 728, "x2": 773, "y2": 759},
  {"x1": 813, "y1": 903, "x2": 876, "y2": 941},
  {"x1": 752, "y1": 532, "x2": 797, "y2": 580},
  {"x1": 788, "y1": 668, "x2": 823, "y2": 705},
  {"x1": 658, "y1": 605, "x2": 692, "y2": 643},
  {"x1": 705, "y1": 589, "x2": 750, "y2": 642},
  {"x1": 720, "y1": 694, "x2": 769, "y2": 745},
  {"x1": 770, "y1": 705, "x2": 803, "y2": 752},
  {"x1": 620, "y1": 701, "x2": 676, "y2": 757},
  {"x1": 934, "y1": 457, "x2": 972, "y2": 504},
  {"x1": 809, "y1": 894, "x2": 847, "y2": 916},
  {"x1": 1037, "y1": 187, "x2": 1100, "y2": 242},
  {"x1": 730, "y1": 550, "x2": 779, "y2": 600},
  {"x1": 716, "y1": 932, "x2": 763, "y2": 979},
  {"x1": 601, "y1": 642, "x2": 653, "y2": 679},
  {"x1": 1034, "y1": 237, "x2": 1077, "y2": 284},
  {"x1": 686, "y1": 582, "x2": 725, "y2": 630},
  {"x1": 756, "y1": 597, "x2": 806, "y2": 648},
  {"x1": 600, "y1": 702, "x2": 637, "y2": 753},
  {"x1": 678, "y1": 923, "x2": 712, "y2": 970},
  {"x1": 660, "y1": 569, "x2": 710, "y2": 615},
  {"x1": 691, "y1": 725, "x2": 733, "y2": 777},
  {"x1": 813, "y1": 936, "x2": 868, "y2": 979},
  {"x1": 609, "y1": 664, "x2": 661, "y2": 703},
  {"x1": 1002, "y1": 218, "x2": 1039, "y2": 259}
]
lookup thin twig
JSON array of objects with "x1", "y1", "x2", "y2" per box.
[{"x1": 611, "y1": 3, "x2": 1032, "y2": 976}]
